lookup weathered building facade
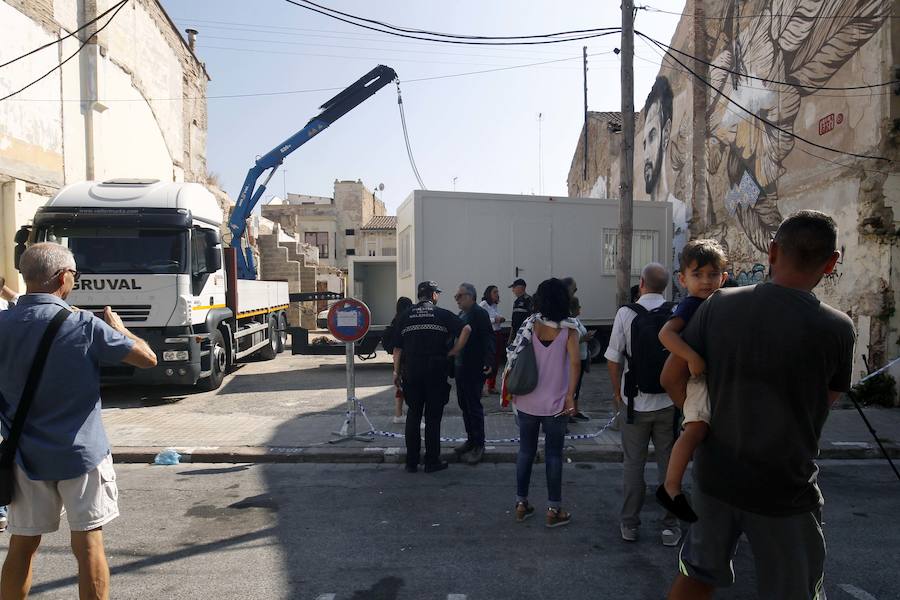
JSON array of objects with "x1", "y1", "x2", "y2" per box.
[
  {"x1": 262, "y1": 179, "x2": 387, "y2": 271},
  {"x1": 569, "y1": 0, "x2": 900, "y2": 379},
  {"x1": 0, "y1": 0, "x2": 209, "y2": 290}
]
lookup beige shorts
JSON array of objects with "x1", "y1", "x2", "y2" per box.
[
  {"x1": 683, "y1": 376, "x2": 711, "y2": 425},
  {"x1": 8, "y1": 453, "x2": 119, "y2": 536}
]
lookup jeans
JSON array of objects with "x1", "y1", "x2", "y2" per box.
[
  {"x1": 455, "y1": 368, "x2": 486, "y2": 446},
  {"x1": 620, "y1": 405, "x2": 677, "y2": 529},
  {"x1": 516, "y1": 410, "x2": 567, "y2": 508}
]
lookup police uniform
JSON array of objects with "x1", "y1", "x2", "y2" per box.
[
  {"x1": 507, "y1": 278, "x2": 534, "y2": 344},
  {"x1": 393, "y1": 282, "x2": 464, "y2": 472}
]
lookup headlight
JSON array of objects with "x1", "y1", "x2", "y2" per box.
[{"x1": 162, "y1": 350, "x2": 189, "y2": 362}]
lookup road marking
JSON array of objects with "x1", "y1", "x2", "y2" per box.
[
  {"x1": 447, "y1": 595, "x2": 467, "y2": 600},
  {"x1": 315, "y1": 595, "x2": 336, "y2": 600},
  {"x1": 839, "y1": 584, "x2": 878, "y2": 600}
]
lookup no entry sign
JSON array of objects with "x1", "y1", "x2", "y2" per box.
[{"x1": 327, "y1": 298, "x2": 371, "y2": 343}]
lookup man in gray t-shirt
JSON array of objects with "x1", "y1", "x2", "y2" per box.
[{"x1": 663, "y1": 211, "x2": 855, "y2": 600}]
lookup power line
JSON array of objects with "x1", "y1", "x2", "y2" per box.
[
  {"x1": 197, "y1": 33, "x2": 596, "y2": 62},
  {"x1": 171, "y1": 18, "x2": 590, "y2": 58},
  {"x1": 0, "y1": 0, "x2": 130, "y2": 103},
  {"x1": 637, "y1": 4, "x2": 898, "y2": 20},
  {"x1": 197, "y1": 43, "x2": 592, "y2": 69},
  {"x1": 634, "y1": 30, "x2": 899, "y2": 91},
  {"x1": 295, "y1": 0, "x2": 615, "y2": 40},
  {"x1": 0, "y1": 0, "x2": 128, "y2": 69},
  {"x1": 642, "y1": 33, "x2": 891, "y2": 163},
  {"x1": 5, "y1": 53, "x2": 609, "y2": 102},
  {"x1": 634, "y1": 40, "x2": 896, "y2": 99},
  {"x1": 283, "y1": 0, "x2": 622, "y2": 46}
]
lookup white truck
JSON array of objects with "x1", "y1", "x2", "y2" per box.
[{"x1": 15, "y1": 179, "x2": 290, "y2": 390}]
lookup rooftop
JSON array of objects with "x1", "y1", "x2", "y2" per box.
[{"x1": 361, "y1": 216, "x2": 398, "y2": 231}]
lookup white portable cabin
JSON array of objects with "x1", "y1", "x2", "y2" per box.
[{"x1": 395, "y1": 190, "x2": 673, "y2": 326}]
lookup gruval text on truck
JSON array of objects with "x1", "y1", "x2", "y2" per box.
[{"x1": 17, "y1": 179, "x2": 289, "y2": 391}]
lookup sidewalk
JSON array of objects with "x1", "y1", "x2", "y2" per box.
[{"x1": 101, "y1": 350, "x2": 900, "y2": 464}]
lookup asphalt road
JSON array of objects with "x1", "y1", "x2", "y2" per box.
[{"x1": 2, "y1": 461, "x2": 897, "y2": 600}]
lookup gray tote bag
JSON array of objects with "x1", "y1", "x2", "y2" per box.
[{"x1": 506, "y1": 340, "x2": 539, "y2": 395}]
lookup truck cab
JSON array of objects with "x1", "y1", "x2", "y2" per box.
[{"x1": 21, "y1": 179, "x2": 288, "y2": 390}]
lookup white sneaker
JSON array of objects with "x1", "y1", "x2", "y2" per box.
[
  {"x1": 0, "y1": 517, "x2": 7, "y2": 533},
  {"x1": 661, "y1": 527, "x2": 682, "y2": 547},
  {"x1": 391, "y1": 415, "x2": 405, "y2": 424}
]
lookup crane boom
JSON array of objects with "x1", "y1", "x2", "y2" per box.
[{"x1": 228, "y1": 64, "x2": 398, "y2": 279}]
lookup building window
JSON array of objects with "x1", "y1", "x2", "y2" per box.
[
  {"x1": 345, "y1": 229, "x2": 355, "y2": 236},
  {"x1": 399, "y1": 227, "x2": 411, "y2": 276},
  {"x1": 346, "y1": 249, "x2": 356, "y2": 256},
  {"x1": 382, "y1": 247, "x2": 397, "y2": 257},
  {"x1": 366, "y1": 240, "x2": 378, "y2": 257},
  {"x1": 305, "y1": 232, "x2": 329, "y2": 258},
  {"x1": 601, "y1": 229, "x2": 659, "y2": 275}
]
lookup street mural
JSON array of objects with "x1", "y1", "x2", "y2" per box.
[{"x1": 637, "y1": 0, "x2": 890, "y2": 286}]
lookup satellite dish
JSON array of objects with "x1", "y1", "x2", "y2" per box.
[{"x1": 378, "y1": 183, "x2": 384, "y2": 191}]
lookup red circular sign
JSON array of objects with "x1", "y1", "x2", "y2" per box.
[{"x1": 327, "y1": 299, "x2": 371, "y2": 342}]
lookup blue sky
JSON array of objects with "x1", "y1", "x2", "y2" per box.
[{"x1": 160, "y1": 1, "x2": 685, "y2": 214}]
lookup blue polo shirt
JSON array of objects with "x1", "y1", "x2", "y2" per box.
[{"x1": 0, "y1": 294, "x2": 134, "y2": 480}]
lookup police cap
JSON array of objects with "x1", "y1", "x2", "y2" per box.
[
  {"x1": 417, "y1": 280, "x2": 442, "y2": 297},
  {"x1": 508, "y1": 278, "x2": 527, "y2": 288}
]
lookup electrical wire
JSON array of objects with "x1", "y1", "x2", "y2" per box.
[
  {"x1": 395, "y1": 81, "x2": 426, "y2": 190},
  {"x1": 0, "y1": 0, "x2": 130, "y2": 103},
  {"x1": 0, "y1": 0, "x2": 129, "y2": 69},
  {"x1": 296, "y1": 0, "x2": 615, "y2": 40},
  {"x1": 197, "y1": 44, "x2": 590, "y2": 69},
  {"x1": 637, "y1": 4, "x2": 898, "y2": 20},
  {"x1": 646, "y1": 35, "x2": 892, "y2": 162},
  {"x1": 6, "y1": 52, "x2": 609, "y2": 102},
  {"x1": 634, "y1": 30, "x2": 899, "y2": 91},
  {"x1": 284, "y1": 0, "x2": 622, "y2": 46},
  {"x1": 634, "y1": 40, "x2": 896, "y2": 98},
  {"x1": 171, "y1": 18, "x2": 590, "y2": 58}
]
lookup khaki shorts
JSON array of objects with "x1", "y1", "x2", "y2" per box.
[
  {"x1": 683, "y1": 376, "x2": 711, "y2": 425},
  {"x1": 8, "y1": 453, "x2": 119, "y2": 536}
]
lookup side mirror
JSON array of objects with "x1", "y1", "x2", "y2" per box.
[
  {"x1": 204, "y1": 229, "x2": 221, "y2": 247},
  {"x1": 206, "y1": 247, "x2": 222, "y2": 273},
  {"x1": 13, "y1": 226, "x2": 31, "y2": 270}
]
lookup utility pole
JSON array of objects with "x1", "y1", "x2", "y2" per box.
[
  {"x1": 616, "y1": 0, "x2": 635, "y2": 308},
  {"x1": 583, "y1": 46, "x2": 589, "y2": 183},
  {"x1": 537, "y1": 112, "x2": 544, "y2": 195}
]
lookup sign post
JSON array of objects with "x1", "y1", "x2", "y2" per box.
[{"x1": 327, "y1": 298, "x2": 374, "y2": 443}]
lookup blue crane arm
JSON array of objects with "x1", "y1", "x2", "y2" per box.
[{"x1": 227, "y1": 64, "x2": 398, "y2": 279}]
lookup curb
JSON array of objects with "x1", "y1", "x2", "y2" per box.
[{"x1": 112, "y1": 443, "x2": 898, "y2": 465}]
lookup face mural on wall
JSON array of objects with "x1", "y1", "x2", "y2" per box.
[
  {"x1": 703, "y1": 0, "x2": 890, "y2": 256},
  {"x1": 642, "y1": 76, "x2": 689, "y2": 295}
]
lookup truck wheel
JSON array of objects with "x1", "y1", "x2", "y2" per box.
[
  {"x1": 200, "y1": 330, "x2": 227, "y2": 391},
  {"x1": 275, "y1": 312, "x2": 288, "y2": 354},
  {"x1": 257, "y1": 316, "x2": 279, "y2": 361}
]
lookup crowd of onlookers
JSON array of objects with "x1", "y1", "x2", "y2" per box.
[{"x1": 388, "y1": 209, "x2": 855, "y2": 600}]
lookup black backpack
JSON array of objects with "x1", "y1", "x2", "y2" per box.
[{"x1": 623, "y1": 302, "x2": 675, "y2": 423}]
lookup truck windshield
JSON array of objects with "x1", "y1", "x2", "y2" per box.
[{"x1": 35, "y1": 226, "x2": 188, "y2": 274}]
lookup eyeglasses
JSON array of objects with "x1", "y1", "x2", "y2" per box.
[{"x1": 56, "y1": 268, "x2": 80, "y2": 282}]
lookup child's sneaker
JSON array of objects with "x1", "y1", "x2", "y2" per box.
[
  {"x1": 515, "y1": 501, "x2": 534, "y2": 522},
  {"x1": 545, "y1": 507, "x2": 571, "y2": 528}
]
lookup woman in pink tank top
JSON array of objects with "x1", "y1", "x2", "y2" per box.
[{"x1": 511, "y1": 278, "x2": 581, "y2": 528}]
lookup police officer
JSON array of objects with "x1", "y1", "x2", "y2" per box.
[
  {"x1": 507, "y1": 278, "x2": 534, "y2": 343},
  {"x1": 392, "y1": 281, "x2": 470, "y2": 473}
]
